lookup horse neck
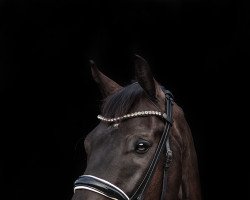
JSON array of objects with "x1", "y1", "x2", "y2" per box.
[{"x1": 169, "y1": 105, "x2": 201, "y2": 200}]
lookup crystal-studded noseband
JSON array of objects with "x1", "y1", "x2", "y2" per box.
[{"x1": 97, "y1": 110, "x2": 167, "y2": 123}]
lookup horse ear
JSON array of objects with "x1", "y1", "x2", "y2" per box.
[
  {"x1": 134, "y1": 55, "x2": 161, "y2": 99},
  {"x1": 90, "y1": 60, "x2": 122, "y2": 97}
]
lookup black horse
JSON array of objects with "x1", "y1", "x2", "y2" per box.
[{"x1": 72, "y1": 55, "x2": 201, "y2": 200}]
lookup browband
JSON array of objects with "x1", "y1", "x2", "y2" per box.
[{"x1": 97, "y1": 111, "x2": 166, "y2": 123}]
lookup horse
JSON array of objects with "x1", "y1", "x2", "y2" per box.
[{"x1": 72, "y1": 55, "x2": 201, "y2": 200}]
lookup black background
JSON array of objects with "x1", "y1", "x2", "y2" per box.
[{"x1": 0, "y1": 0, "x2": 248, "y2": 199}]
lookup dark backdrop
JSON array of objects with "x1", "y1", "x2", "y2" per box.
[{"x1": 0, "y1": 0, "x2": 248, "y2": 199}]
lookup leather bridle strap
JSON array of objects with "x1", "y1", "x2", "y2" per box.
[
  {"x1": 160, "y1": 135, "x2": 172, "y2": 200},
  {"x1": 130, "y1": 90, "x2": 174, "y2": 200},
  {"x1": 74, "y1": 175, "x2": 130, "y2": 200},
  {"x1": 160, "y1": 91, "x2": 173, "y2": 200}
]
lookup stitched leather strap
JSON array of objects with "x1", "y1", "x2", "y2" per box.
[
  {"x1": 74, "y1": 175, "x2": 129, "y2": 200},
  {"x1": 160, "y1": 138, "x2": 172, "y2": 200}
]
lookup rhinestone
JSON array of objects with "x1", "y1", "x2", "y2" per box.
[
  {"x1": 145, "y1": 111, "x2": 148, "y2": 114},
  {"x1": 163, "y1": 113, "x2": 167, "y2": 119}
]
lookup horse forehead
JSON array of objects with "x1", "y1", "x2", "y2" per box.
[
  {"x1": 86, "y1": 99, "x2": 165, "y2": 142},
  {"x1": 123, "y1": 116, "x2": 163, "y2": 131},
  {"x1": 94, "y1": 116, "x2": 163, "y2": 139}
]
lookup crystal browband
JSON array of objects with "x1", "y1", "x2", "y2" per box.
[{"x1": 97, "y1": 111, "x2": 167, "y2": 123}]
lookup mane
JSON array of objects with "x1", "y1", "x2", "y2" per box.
[{"x1": 101, "y1": 82, "x2": 146, "y2": 118}]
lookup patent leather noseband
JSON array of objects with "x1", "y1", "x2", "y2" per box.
[
  {"x1": 74, "y1": 175, "x2": 130, "y2": 200},
  {"x1": 74, "y1": 89, "x2": 174, "y2": 200}
]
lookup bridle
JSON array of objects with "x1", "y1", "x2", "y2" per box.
[{"x1": 74, "y1": 89, "x2": 174, "y2": 200}]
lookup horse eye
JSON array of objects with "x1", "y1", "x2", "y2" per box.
[{"x1": 135, "y1": 140, "x2": 151, "y2": 154}]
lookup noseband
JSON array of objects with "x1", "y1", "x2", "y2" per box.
[{"x1": 74, "y1": 89, "x2": 174, "y2": 200}]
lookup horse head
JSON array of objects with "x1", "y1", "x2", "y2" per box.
[{"x1": 72, "y1": 55, "x2": 201, "y2": 200}]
